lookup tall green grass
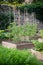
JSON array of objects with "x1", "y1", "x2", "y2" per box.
[{"x1": 0, "y1": 46, "x2": 43, "y2": 65}]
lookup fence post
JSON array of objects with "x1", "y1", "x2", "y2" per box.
[{"x1": 18, "y1": 9, "x2": 21, "y2": 25}]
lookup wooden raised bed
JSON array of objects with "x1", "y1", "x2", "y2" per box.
[
  {"x1": 2, "y1": 41, "x2": 34, "y2": 49},
  {"x1": 1, "y1": 35, "x2": 41, "y2": 49}
]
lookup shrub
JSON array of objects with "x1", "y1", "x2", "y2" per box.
[
  {"x1": 0, "y1": 0, "x2": 3, "y2": 2},
  {"x1": 33, "y1": 0, "x2": 43, "y2": 3},
  {"x1": 0, "y1": 0, "x2": 24, "y2": 3},
  {"x1": 7, "y1": 22, "x2": 37, "y2": 42},
  {"x1": 0, "y1": 30, "x2": 10, "y2": 39},
  {"x1": 0, "y1": 30, "x2": 5, "y2": 39},
  {"x1": 24, "y1": 23, "x2": 37, "y2": 36},
  {"x1": 0, "y1": 10, "x2": 14, "y2": 30},
  {"x1": 32, "y1": 40, "x2": 43, "y2": 51},
  {"x1": 40, "y1": 30, "x2": 43, "y2": 38},
  {"x1": 0, "y1": 46, "x2": 43, "y2": 65},
  {"x1": 17, "y1": 2, "x2": 43, "y2": 22}
]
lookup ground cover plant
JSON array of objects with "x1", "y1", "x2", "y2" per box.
[
  {"x1": 0, "y1": 30, "x2": 5, "y2": 39},
  {"x1": 0, "y1": 22, "x2": 37, "y2": 42},
  {"x1": 40, "y1": 30, "x2": 43, "y2": 38},
  {"x1": 0, "y1": 46, "x2": 43, "y2": 65},
  {"x1": 32, "y1": 40, "x2": 43, "y2": 51},
  {"x1": 0, "y1": 30, "x2": 9, "y2": 40}
]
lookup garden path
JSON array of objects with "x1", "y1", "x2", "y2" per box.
[{"x1": 30, "y1": 49, "x2": 43, "y2": 61}]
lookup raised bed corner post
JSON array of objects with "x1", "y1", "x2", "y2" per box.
[
  {"x1": 13, "y1": 6, "x2": 15, "y2": 23},
  {"x1": 24, "y1": 8, "x2": 26, "y2": 24},
  {"x1": 18, "y1": 9, "x2": 21, "y2": 25},
  {"x1": 26, "y1": 8, "x2": 29, "y2": 22},
  {"x1": 9, "y1": 5, "x2": 12, "y2": 41}
]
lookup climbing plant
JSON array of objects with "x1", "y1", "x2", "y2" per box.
[{"x1": 16, "y1": 2, "x2": 43, "y2": 21}]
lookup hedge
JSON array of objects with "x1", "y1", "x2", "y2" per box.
[
  {"x1": 0, "y1": 0, "x2": 24, "y2": 3},
  {"x1": 0, "y1": 10, "x2": 14, "y2": 30},
  {"x1": 33, "y1": 0, "x2": 43, "y2": 3},
  {"x1": 0, "y1": 46, "x2": 43, "y2": 65}
]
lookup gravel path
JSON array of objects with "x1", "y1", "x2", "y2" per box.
[{"x1": 30, "y1": 49, "x2": 43, "y2": 61}]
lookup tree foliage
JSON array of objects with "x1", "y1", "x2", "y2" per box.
[
  {"x1": 33, "y1": 0, "x2": 43, "y2": 3},
  {"x1": 0, "y1": 0, "x2": 25, "y2": 3}
]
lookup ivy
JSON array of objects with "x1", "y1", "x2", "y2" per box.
[{"x1": 16, "y1": 2, "x2": 43, "y2": 21}]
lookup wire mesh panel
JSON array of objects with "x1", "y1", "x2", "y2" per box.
[{"x1": 0, "y1": 3, "x2": 43, "y2": 44}]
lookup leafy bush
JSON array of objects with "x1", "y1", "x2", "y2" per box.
[
  {"x1": 0, "y1": 30, "x2": 5, "y2": 39},
  {"x1": 0, "y1": 0, "x2": 3, "y2": 2},
  {"x1": 16, "y1": 0, "x2": 25, "y2": 3},
  {"x1": 17, "y1": 2, "x2": 43, "y2": 21},
  {"x1": 24, "y1": 23, "x2": 37, "y2": 36},
  {"x1": 40, "y1": 30, "x2": 43, "y2": 38},
  {"x1": 0, "y1": 46, "x2": 43, "y2": 65},
  {"x1": 33, "y1": 0, "x2": 43, "y2": 3},
  {"x1": 0, "y1": 11, "x2": 14, "y2": 30},
  {"x1": 0, "y1": 0, "x2": 24, "y2": 3},
  {"x1": 0, "y1": 30, "x2": 10, "y2": 39},
  {"x1": 32, "y1": 40, "x2": 43, "y2": 51},
  {"x1": 7, "y1": 22, "x2": 37, "y2": 42}
]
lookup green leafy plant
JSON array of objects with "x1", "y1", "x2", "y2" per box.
[
  {"x1": 17, "y1": 2, "x2": 43, "y2": 21},
  {"x1": 32, "y1": 40, "x2": 43, "y2": 51},
  {"x1": 0, "y1": 46, "x2": 43, "y2": 65},
  {"x1": 0, "y1": 0, "x2": 25, "y2": 4},
  {"x1": 0, "y1": 10, "x2": 14, "y2": 30},
  {"x1": 8, "y1": 22, "x2": 21, "y2": 42},
  {"x1": 0, "y1": 30, "x2": 5, "y2": 39},
  {"x1": 7, "y1": 22, "x2": 37, "y2": 42},
  {"x1": 40, "y1": 30, "x2": 43, "y2": 38},
  {"x1": 24, "y1": 23, "x2": 37, "y2": 36}
]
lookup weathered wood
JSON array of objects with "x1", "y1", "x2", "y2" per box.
[{"x1": 2, "y1": 41, "x2": 34, "y2": 49}]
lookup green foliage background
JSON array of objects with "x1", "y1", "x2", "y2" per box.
[
  {"x1": 0, "y1": 0, "x2": 24, "y2": 3},
  {"x1": 17, "y1": 2, "x2": 43, "y2": 22},
  {"x1": 32, "y1": 40, "x2": 43, "y2": 51},
  {"x1": 0, "y1": 11, "x2": 14, "y2": 30}
]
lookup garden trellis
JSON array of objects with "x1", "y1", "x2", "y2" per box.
[
  {"x1": 13, "y1": 7, "x2": 37, "y2": 25},
  {"x1": 0, "y1": 4, "x2": 42, "y2": 42},
  {"x1": 0, "y1": 4, "x2": 41, "y2": 29}
]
